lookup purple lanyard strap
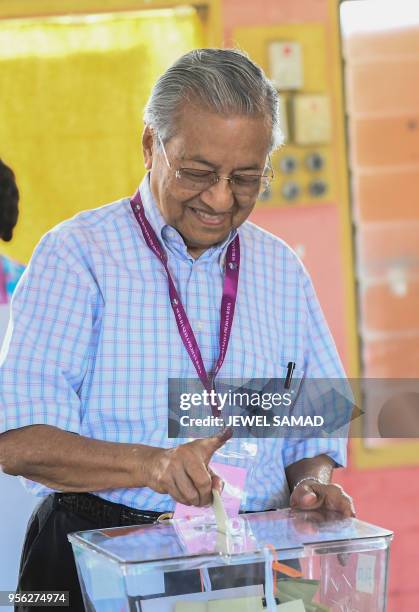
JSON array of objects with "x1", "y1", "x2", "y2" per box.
[{"x1": 130, "y1": 191, "x2": 240, "y2": 417}]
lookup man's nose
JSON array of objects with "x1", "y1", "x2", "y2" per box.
[{"x1": 200, "y1": 177, "x2": 234, "y2": 212}]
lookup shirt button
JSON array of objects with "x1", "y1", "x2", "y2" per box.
[{"x1": 196, "y1": 321, "x2": 204, "y2": 332}]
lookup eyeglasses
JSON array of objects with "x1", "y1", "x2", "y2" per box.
[{"x1": 157, "y1": 133, "x2": 274, "y2": 198}]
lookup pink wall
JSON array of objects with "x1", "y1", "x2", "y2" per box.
[
  {"x1": 221, "y1": 1, "x2": 419, "y2": 610},
  {"x1": 223, "y1": 0, "x2": 328, "y2": 45},
  {"x1": 250, "y1": 205, "x2": 348, "y2": 366}
]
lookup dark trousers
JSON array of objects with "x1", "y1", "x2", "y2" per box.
[{"x1": 17, "y1": 494, "x2": 105, "y2": 612}]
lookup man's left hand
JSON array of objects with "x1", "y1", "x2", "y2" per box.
[{"x1": 290, "y1": 479, "x2": 355, "y2": 518}]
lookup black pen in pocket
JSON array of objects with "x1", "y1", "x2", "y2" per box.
[{"x1": 284, "y1": 361, "x2": 296, "y2": 389}]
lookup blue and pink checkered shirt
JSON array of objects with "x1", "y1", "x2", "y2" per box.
[{"x1": 0, "y1": 174, "x2": 346, "y2": 511}]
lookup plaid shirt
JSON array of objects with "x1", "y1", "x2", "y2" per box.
[{"x1": 0, "y1": 174, "x2": 346, "y2": 511}]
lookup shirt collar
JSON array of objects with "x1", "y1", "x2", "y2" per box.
[
  {"x1": 138, "y1": 172, "x2": 167, "y2": 242},
  {"x1": 137, "y1": 173, "x2": 238, "y2": 269}
]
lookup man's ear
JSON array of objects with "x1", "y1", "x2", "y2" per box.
[{"x1": 142, "y1": 124, "x2": 154, "y2": 170}]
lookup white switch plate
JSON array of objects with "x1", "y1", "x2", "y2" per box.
[
  {"x1": 293, "y1": 94, "x2": 332, "y2": 145},
  {"x1": 269, "y1": 41, "x2": 304, "y2": 90}
]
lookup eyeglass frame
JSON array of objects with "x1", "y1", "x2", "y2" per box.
[{"x1": 156, "y1": 132, "x2": 274, "y2": 197}]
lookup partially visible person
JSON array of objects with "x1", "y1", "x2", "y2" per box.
[
  {"x1": 0, "y1": 159, "x2": 25, "y2": 312},
  {"x1": 0, "y1": 50, "x2": 354, "y2": 611},
  {"x1": 0, "y1": 159, "x2": 35, "y2": 608}
]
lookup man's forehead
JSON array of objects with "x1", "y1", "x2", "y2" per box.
[
  {"x1": 175, "y1": 105, "x2": 269, "y2": 138},
  {"x1": 170, "y1": 111, "x2": 270, "y2": 168}
]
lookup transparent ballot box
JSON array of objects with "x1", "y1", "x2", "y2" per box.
[{"x1": 68, "y1": 508, "x2": 392, "y2": 612}]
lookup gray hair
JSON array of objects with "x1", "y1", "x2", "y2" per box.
[{"x1": 143, "y1": 48, "x2": 283, "y2": 152}]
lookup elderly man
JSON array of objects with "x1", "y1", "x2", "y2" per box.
[{"x1": 0, "y1": 49, "x2": 354, "y2": 610}]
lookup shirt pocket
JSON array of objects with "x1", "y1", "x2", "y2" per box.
[{"x1": 217, "y1": 351, "x2": 304, "y2": 409}]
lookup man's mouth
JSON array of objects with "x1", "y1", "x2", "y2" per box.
[{"x1": 189, "y1": 207, "x2": 227, "y2": 227}]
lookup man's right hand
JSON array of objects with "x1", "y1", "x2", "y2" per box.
[
  {"x1": 0, "y1": 425, "x2": 232, "y2": 500},
  {"x1": 145, "y1": 428, "x2": 232, "y2": 506}
]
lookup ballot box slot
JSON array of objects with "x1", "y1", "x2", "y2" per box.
[{"x1": 304, "y1": 534, "x2": 393, "y2": 557}]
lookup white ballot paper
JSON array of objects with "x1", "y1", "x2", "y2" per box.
[{"x1": 212, "y1": 489, "x2": 229, "y2": 534}]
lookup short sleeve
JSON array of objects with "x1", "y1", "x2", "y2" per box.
[
  {"x1": 0, "y1": 230, "x2": 102, "y2": 435},
  {"x1": 282, "y1": 268, "x2": 348, "y2": 469}
]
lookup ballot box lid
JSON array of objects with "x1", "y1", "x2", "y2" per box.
[{"x1": 68, "y1": 508, "x2": 392, "y2": 568}]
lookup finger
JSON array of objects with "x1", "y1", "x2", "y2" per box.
[
  {"x1": 314, "y1": 484, "x2": 355, "y2": 518},
  {"x1": 326, "y1": 491, "x2": 356, "y2": 517},
  {"x1": 185, "y1": 462, "x2": 213, "y2": 506},
  {"x1": 166, "y1": 476, "x2": 187, "y2": 505},
  {"x1": 198, "y1": 427, "x2": 233, "y2": 463},
  {"x1": 290, "y1": 484, "x2": 324, "y2": 510},
  {"x1": 171, "y1": 470, "x2": 201, "y2": 506}
]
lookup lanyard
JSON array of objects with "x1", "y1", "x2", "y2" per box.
[{"x1": 130, "y1": 190, "x2": 240, "y2": 418}]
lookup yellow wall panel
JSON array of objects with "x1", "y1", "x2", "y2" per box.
[{"x1": 0, "y1": 8, "x2": 205, "y2": 263}]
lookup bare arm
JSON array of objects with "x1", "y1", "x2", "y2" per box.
[
  {"x1": 285, "y1": 453, "x2": 335, "y2": 491},
  {"x1": 0, "y1": 424, "x2": 231, "y2": 506},
  {"x1": 0, "y1": 424, "x2": 155, "y2": 492}
]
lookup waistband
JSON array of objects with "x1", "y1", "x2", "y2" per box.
[{"x1": 54, "y1": 492, "x2": 173, "y2": 527}]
